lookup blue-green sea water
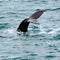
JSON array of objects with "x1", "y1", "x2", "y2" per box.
[{"x1": 0, "y1": 0, "x2": 60, "y2": 60}]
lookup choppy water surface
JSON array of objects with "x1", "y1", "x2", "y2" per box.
[{"x1": 0, "y1": 0, "x2": 60, "y2": 60}]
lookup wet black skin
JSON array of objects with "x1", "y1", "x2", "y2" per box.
[{"x1": 17, "y1": 18, "x2": 30, "y2": 32}]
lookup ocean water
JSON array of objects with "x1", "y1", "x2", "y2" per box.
[{"x1": 0, "y1": 0, "x2": 60, "y2": 60}]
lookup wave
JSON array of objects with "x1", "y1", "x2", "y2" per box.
[
  {"x1": 48, "y1": 28, "x2": 60, "y2": 40},
  {"x1": 29, "y1": 27, "x2": 60, "y2": 40},
  {"x1": 0, "y1": 16, "x2": 5, "y2": 19},
  {"x1": 0, "y1": 27, "x2": 60, "y2": 40},
  {"x1": 45, "y1": 7, "x2": 60, "y2": 11},
  {"x1": 6, "y1": 12, "x2": 18, "y2": 15},
  {"x1": 0, "y1": 23, "x2": 10, "y2": 29}
]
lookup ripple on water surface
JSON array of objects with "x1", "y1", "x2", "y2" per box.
[
  {"x1": 0, "y1": 23, "x2": 10, "y2": 29},
  {"x1": 0, "y1": 0, "x2": 60, "y2": 60}
]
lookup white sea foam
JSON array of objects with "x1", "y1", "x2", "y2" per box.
[
  {"x1": 4, "y1": 29, "x2": 15, "y2": 34},
  {"x1": 2, "y1": 29, "x2": 17, "y2": 37},
  {"x1": 48, "y1": 28, "x2": 60, "y2": 37}
]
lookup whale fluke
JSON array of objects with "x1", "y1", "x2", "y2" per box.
[
  {"x1": 17, "y1": 10, "x2": 45, "y2": 33},
  {"x1": 30, "y1": 10, "x2": 45, "y2": 19}
]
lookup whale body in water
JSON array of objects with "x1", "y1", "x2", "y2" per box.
[{"x1": 17, "y1": 10, "x2": 45, "y2": 34}]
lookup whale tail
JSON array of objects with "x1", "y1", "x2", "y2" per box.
[
  {"x1": 17, "y1": 10, "x2": 45, "y2": 33},
  {"x1": 28, "y1": 10, "x2": 45, "y2": 24}
]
